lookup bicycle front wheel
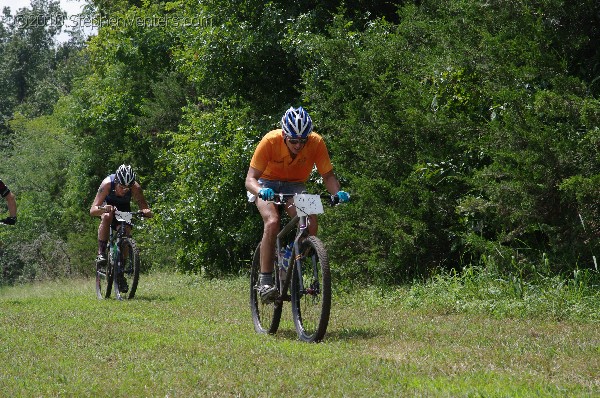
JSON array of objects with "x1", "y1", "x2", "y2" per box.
[
  {"x1": 291, "y1": 236, "x2": 331, "y2": 343},
  {"x1": 250, "y1": 241, "x2": 282, "y2": 335},
  {"x1": 113, "y1": 238, "x2": 140, "y2": 300},
  {"x1": 96, "y1": 255, "x2": 113, "y2": 300}
]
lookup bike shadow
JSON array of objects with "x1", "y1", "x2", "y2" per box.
[
  {"x1": 324, "y1": 327, "x2": 378, "y2": 341},
  {"x1": 274, "y1": 327, "x2": 377, "y2": 342},
  {"x1": 130, "y1": 294, "x2": 177, "y2": 302}
]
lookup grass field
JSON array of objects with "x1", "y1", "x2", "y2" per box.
[{"x1": 0, "y1": 272, "x2": 598, "y2": 397}]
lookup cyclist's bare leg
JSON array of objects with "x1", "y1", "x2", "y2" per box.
[
  {"x1": 119, "y1": 225, "x2": 133, "y2": 257},
  {"x1": 98, "y1": 212, "x2": 113, "y2": 254},
  {"x1": 307, "y1": 215, "x2": 318, "y2": 235},
  {"x1": 257, "y1": 198, "x2": 281, "y2": 273}
]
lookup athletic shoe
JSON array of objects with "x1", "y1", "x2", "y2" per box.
[
  {"x1": 96, "y1": 254, "x2": 107, "y2": 267},
  {"x1": 257, "y1": 284, "x2": 278, "y2": 303}
]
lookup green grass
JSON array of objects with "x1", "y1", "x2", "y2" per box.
[{"x1": 0, "y1": 272, "x2": 598, "y2": 397}]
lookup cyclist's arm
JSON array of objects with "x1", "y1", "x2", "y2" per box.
[
  {"x1": 0, "y1": 180, "x2": 16, "y2": 218},
  {"x1": 131, "y1": 183, "x2": 153, "y2": 218},
  {"x1": 245, "y1": 166, "x2": 264, "y2": 197},
  {"x1": 90, "y1": 178, "x2": 111, "y2": 217},
  {"x1": 321, "y1": 170, "x2": 341, "y2": 196}
]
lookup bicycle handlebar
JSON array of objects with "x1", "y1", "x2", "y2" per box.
[
  {"x1": 98, "y1": 206, "x2": 146, "y2": 218},
  {"x1": 258, "y1": 192, "x2": 341, "y2": 206}
]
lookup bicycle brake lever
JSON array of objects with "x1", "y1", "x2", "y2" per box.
[{"x1": 330, "y1": 195, "x2": 340, "y2": 206}]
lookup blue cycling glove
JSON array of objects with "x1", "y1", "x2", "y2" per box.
[
  {"x1": 336, "y1": 191, "x2": 350, "y2": 203},
  {"x1": 258, "y1": 187, "x2": 275, "y2": 201}
]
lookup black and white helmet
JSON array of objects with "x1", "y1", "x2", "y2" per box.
[
  {"x1": 281, "y1": 106, "x2": 313, "y2": 139},
  {"x1": 115, "y1": 164, "x2": 136, "y2": 186}
]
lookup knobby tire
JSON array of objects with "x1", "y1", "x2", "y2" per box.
[
  {"x1": 96, "y1": 253, "x2": 112, "y2": 300},
  {"x1": 291, "y1": 236, "x2": 331, "y2": 343},
  {"x1": 250, "y1": 241, "x2": 282, "y2": 334},
  {"x1": 113, "y1": 237, "x2": 140, "y2": 300}
]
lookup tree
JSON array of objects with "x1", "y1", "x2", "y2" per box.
[{"x1": 0, "y1": 113, "x2": 86, "y2": 281}]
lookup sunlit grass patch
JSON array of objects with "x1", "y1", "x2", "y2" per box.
[{"x1": 0, "y1": 271, "x2": 598, "y2": 396}]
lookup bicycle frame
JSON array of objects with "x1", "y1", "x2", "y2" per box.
[
  {"x1": 276, "y1": 213, "x2": 306, "y2": 301},
  {"x1": 108, "y1": 211, "x2": 135, "y2": 267},
  {"x1": 271, "y1": 193, "x2": 329, "y2": 302},
  {"x1": 96, "y1": 209, "x2": 143, "y2": 300},
  {"x1": 250, "y1": 192, "x2": 338, "y2": 342}
]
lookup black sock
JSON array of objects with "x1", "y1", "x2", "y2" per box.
[{"x1": 98, "y1": 240, "x2": 107, "y2": 255}]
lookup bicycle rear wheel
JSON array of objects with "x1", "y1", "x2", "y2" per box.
[
  {"x1": 114, "y1": 238, "x2": 140, "y2": 300},
  {"x1": 96, "y1": 255, "x2": 113, "y2": 299},
  {"x1": 291, "y1": 236, "x2": 331, "y2": 343},
  {"x1": 250, "y1": 241, "x2": 282, "y2": 334}
]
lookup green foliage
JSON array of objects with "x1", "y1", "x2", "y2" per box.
[
  {"x1": 0, "y1": 113, "x2": 91, "y2": 282},
  {"x1": 0, "y1": 0, "x2": 67, "y2": 136},
  {"x1": 406, "y1": 264, "x2": 600, "y2": 321},
  {"x1": 294, "y1": 3, "x2": 600, "y2": 282},
  {"x1": 67, "y1": 2, "x2": 184, "y2": 188},
  {"x1": 172, "y1": 0, "x2": 299, "y2": 113},
  {"x1": 1, "y1": 0, "x2": 599, "y2": 286},
  {"x1": 462, "y1": 76, "x2": 599, "y2": 274},
  {"x1": 0, "y1": 273, "x2": 598, "y2": 395},
  {"x1": 152, "y1": 100, "x2": 266, "y2": 275},
  {"x1": 291, "y1": 14, "x2": 477, "y2": 281}
]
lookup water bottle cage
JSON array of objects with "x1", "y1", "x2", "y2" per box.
[{"x1": 281, "y1": 245, "x2": 293, "y2": 271}]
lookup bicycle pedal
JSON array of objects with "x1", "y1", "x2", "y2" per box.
[
  {"x1": 280, "y1": 294, "x2": 291, "y2": 301},
  {"x1": 260, "y1": 295, "x2": 279, "y2": 305}
]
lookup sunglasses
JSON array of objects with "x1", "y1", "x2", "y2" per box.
[
  {"x1": 288, "y1": 138, "x2": 307, "y2": 145},
  {"x1": 117, "y1": 184, "x2": 132, "y2": 191}
]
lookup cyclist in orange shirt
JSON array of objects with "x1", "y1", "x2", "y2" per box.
[{"x1": 245, "y1": 106, "x2": 349, "y2": 301}]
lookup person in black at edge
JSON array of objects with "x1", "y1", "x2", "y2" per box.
[{"x1": 0, "y1": 179, "x2": 17, "y2": 225}]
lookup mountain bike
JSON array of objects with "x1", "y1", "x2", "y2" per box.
[
  {"x1": 250, "y1": 193, "x2": 340, "y2": 343},
  {"x1": 96, "y1": 209, "x2": 143, "y2": 300}
]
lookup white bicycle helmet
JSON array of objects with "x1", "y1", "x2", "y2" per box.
[
  {"x1": 115, "y1": 164, "x2": 136, "y2": 186},
  {"x1": 281, "y1": 106, "x2": 313, "y2": 139}
]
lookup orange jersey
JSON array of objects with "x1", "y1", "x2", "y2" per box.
[{"x1": 250, "y1": 130, "x2": 334, "y2": 182}]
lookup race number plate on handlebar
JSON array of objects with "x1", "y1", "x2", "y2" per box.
[
  {"x1": 293, "y1": 194, "x2": 324, "y2": 216},
  {"x1": 114, "y1": 210, "x2": 133, "y2": 224}
]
